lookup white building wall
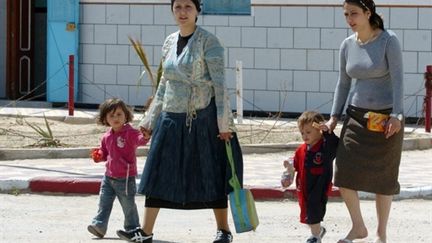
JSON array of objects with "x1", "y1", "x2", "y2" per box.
[{"x1": 78, "y1": 1, "x2": 432, "y2": 118}]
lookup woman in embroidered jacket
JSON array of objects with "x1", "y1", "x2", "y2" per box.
[{"x1": 116, "y1": 0, "x2": 243, "y2": 243}]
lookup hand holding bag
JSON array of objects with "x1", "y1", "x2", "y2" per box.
[{"x1": 226, "y1": 141, "x2": 259, "y2": 233}]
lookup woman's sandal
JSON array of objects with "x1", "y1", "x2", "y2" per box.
[{"x1": 338, "y1": 239, "x2": 353, "y2": 243}]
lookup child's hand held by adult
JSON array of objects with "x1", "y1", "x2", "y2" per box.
[
  {"x1": 140, "y1": 127, "x2": 152, "y2": 139},
  {"x1": 312, "y1": 122, "x2": 330, "y2": 132}
]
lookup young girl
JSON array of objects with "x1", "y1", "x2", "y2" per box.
[
  {"x1": 283, "y1": 111, "x2": 339, "y2": 243},
  {"x1": 87, "y1": 98, "x2": 149, "y2": 240}
]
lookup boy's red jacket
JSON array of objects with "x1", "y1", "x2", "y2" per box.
[{"x1": 293, "y1": 132, "x2": 339, "y2": 223}]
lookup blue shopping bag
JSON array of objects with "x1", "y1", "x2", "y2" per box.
[{"x1": 226, "y1": 142, "x2": 259, "y2": 233}]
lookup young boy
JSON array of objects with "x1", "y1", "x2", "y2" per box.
[{"x1": 283, "y1": 111, "x2": 339, "y2": 243}]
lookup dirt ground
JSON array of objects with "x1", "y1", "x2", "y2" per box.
[
  {"x1": 0, "y1": 115, "x2": 303, "y2": 148},
  {"x1": 1, "y1": 114, "x2": 428, "y2": 149}
]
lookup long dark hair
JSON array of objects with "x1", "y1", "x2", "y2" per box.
[{"x1": 345, "y1": 0, "x2": 384, "y2": 30}]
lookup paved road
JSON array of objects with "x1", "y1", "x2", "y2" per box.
[
  {"x1": 0, "y1": 194, "x2": 431, "y2": 243},
  {"x1": 1, "y1": 149, "x2": 432, "y2": 198}
]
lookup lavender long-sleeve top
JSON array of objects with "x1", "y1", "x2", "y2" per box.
[{"x1": 331, "y1": 30, "x2": 404, "y2": 117}]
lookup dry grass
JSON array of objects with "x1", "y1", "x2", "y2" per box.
[
  {"x1": 0, "y1": 115, "x2": 426, "y2": 149},
  {"x1": 0, "y1": 115, "x2": 303, "y2": 148}
]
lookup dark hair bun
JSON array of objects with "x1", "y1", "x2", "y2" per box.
[{"x1": 171, "y1": 0, "x2": 201, "y2": 12}]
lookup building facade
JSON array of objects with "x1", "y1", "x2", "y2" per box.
[{"x1": 1, "y1": 0, "x2": 432, "y2": 118}]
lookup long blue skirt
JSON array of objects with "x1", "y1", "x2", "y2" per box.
[{"x1": 138, "y1": 99, "x2": 243, "y2": 209}]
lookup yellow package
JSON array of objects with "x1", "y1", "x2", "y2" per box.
[{"x1": 365, "y1": 111, "x2": 389, "y2": 132}]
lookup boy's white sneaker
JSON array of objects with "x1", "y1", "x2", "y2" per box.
[
  {"x1": 306, "y1": 226, "x2": 326, "y2": 243},
  {"x1": 306, "y1": 236, "x2": 321, "y2": 243}
]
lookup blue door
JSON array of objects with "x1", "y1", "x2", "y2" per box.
[{"x1": 46, "y1": 0, "x2": 79, "y2": 102}]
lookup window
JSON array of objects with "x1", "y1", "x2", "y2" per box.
[{"x1": 202, "y1": 0, "x2": 251, "y2": 15}]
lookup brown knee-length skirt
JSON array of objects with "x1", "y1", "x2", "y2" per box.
[{"x1": 334, "y1": 106, "x2": 404, "y2": 195}]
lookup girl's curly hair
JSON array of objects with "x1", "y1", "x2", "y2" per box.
[{"x1": 97, "y1": 98, "x2": 134, "y2": 126}]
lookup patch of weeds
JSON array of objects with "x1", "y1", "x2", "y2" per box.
[
  {"x1": 25, "y1": 114, "x2": 62, "y2": 147},
  {"x1": 9, "y1": 188, "x2": 21, "y2": 196},
  {"x1": 15, "y1": 113, "x2": 25, "y2": 125}
]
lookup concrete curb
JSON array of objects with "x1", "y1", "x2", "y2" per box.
[
  {"x1": 0, "y1": 177, "x2": 336, "y2": 199},
  {"x1": 2, "y1": 177, "x2": 431, "y2": 200},
  {"x1": 0, "y1": 147, "x2": 149, "y2": 160},
  {"x1": 402, "y1": 137, "x2": 432, "y2": 150},
  {"x1": 0, "y1": 179, "x2": 29, "y2": 192},
  {"x1": 29, "y1": 177, "x2": 101, "y2": 194},
  {"x1": 0, "y1": 148, "x2": 108, "y2": 160},
  {"x1": 1, "y1": 136, "x2": 432, "y2": 160},
  {"x1": 0, "y1": 144, "x2": 299, "y2": 160},
  {"x1": 357, "y1": 186, "x2": 432, "y2": 200}
]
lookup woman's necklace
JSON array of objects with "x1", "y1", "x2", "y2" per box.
[{"x1": 356, "y1": 31, "x2": 377, "y2": 45}]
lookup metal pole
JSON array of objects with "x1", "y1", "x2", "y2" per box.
[
  {"x1": 236, "y1": 60, "x2": 243, "y2": 124},
  {"x1": 425, "y1": 65, "x2": 432, "y2": 132},
  {"x1": 68, "y1": 55, "x2": 75, "y2": 116}
]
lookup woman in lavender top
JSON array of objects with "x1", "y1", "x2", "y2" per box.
[
  {"x1": 326, "y1": 0, "x2": 403, "y2": 243},
  {"x1": 117, "y1": 0, "x2": 243, "y2": 242}
]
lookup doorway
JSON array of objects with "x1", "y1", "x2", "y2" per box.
[
  {"x1": 5, "y1": 0, "x2": 47, "y2": 100},
  {"x1": 0, "y1": 0, "x2": 6, "y2": 98}
]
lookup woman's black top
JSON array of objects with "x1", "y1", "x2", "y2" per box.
[{"x1": 176, "y1": 33, "x2": 194, "y2": 56}]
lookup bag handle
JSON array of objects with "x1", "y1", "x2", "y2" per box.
[
  {"x1": 226, "y1": 141, "x2": 241, "y2": 191},
  {"x1": 226, "y1": 141, "x2": 249, "y2": 230}
]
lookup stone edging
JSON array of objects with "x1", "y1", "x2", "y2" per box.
[{"x1": 0, "y1": 136, "x2": 431, "y2": 160}]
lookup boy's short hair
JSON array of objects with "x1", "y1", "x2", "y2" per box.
[
  {"x1": 297, "y1": 111, "x2": 325, "y2": 130},
  {"x1": 97, "y1": 98, "x2": 134, "y2": 126}
]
